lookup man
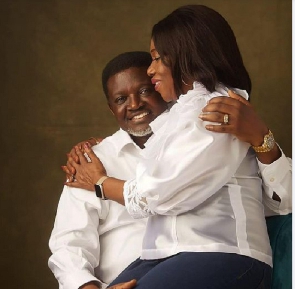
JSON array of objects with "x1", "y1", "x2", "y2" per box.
[
  {"x1": 48, "y1": 51, "x2": 291, "y2": 289},
  {"x1": 49, "y1": 51, "x2": 167, "y2": 289}
]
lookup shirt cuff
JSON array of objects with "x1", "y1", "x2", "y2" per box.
[
  {"x1": 257, "y1": 148, "x2": 290, "y2": 189},
  {"x1": 62, "y1": 269, "x2": 105, "y2": 289}
]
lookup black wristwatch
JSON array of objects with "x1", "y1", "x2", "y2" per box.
[{"x1": 94, "y1": 176, "x2": 109, "y2": 200}]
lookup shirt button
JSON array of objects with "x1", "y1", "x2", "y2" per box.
[{"x1": 270, "y1": 177, "x2": 275, "y2": 182}]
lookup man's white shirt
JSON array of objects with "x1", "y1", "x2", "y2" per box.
[{"x1": 49, "y1": 130, "x2": 146, "y2": 289}]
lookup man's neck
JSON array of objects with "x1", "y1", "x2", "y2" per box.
[{"x1": 131, "y1": 134, "x2": 152, "y2": 149}]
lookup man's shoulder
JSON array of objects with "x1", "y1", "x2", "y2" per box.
[
  {"x1": 92, "y1": 129, "x2": 131, "y2": 156},
  {"x1": 97, "y1": 129, "x2": 120, "y2": 145}
]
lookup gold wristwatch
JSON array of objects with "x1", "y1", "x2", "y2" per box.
[{"x1": 252, "y1": 130, "x2": 275, "y2": 153}]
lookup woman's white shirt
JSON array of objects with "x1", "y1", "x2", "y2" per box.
[{"x1": 123, "y1": 82, "x2": 272, "y2": 266}]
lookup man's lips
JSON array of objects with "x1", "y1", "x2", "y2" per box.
[{"x1": 129, "y1": 111, "x2": 151, "y2": 121}]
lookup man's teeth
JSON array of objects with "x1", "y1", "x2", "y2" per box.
[{"x1": 133, "y1": 112, "x2": 149, "y2": 120}]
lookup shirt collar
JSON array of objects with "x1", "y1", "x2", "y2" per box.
[{"x1": 111, "y1": 128, "x2": 143, "y2": 156}]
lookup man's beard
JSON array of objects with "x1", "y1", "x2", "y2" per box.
[{"x1": 127, "y1": 126, "x2": 153, "y2": 137}]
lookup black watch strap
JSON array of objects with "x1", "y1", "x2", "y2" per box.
[{"x1": 94, "y1": 176, "x2": 109, "y2": 200}]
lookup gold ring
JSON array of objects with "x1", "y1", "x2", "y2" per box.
[{"x1": 223, "y1": 114, "x2": 229, "y2": 124}]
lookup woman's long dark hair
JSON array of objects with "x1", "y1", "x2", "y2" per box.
[{"x1": 152, "y1": 5, "x2": 251, "y2": 97}]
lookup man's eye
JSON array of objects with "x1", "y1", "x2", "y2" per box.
[
  {"x1": 139, "y1": 88, "x2": 152, "y2": 95},
  {"x1": 115, "y1": 96, "x2": 127, "y2": 104}
]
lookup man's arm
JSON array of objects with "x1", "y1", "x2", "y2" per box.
[
  {"x1": 49, "y1": 186, "x2": 107, "y2": 289},
  {"x1": 259, "y1": 153, "x2": 292, "y2": 216},
  {"x1": 200, "y1": 91, "x2": 292, "y2": 212},
  {"x1": 199, "y1": 90, "x2": 282, "y2": 164}
]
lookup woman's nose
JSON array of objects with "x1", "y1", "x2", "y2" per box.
[{"x1": 147, "y1": 62, "x2": 155, "y2": 77}]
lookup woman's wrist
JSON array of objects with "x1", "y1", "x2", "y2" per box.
[{"x1": 103, "y1": 177, "x2": 126, "y2": 205}]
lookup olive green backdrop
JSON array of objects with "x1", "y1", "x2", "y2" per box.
[{"x1": 0, "y1": 0, "x2": 291, "y2": 288}]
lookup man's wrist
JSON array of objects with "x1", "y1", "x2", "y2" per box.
[
  {"x1": 250, "y1": 127, "x2": 269, "y2": 147},
  {"x1": 252, "y1": 130, "x2": 275, "y2": 153},
  {"x1": 255, "y1": 142, "x2": 282, "y2": 164}
]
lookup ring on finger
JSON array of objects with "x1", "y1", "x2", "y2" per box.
[{"x1": 223, "y1": 114, "x2": 229, "y2": 125}]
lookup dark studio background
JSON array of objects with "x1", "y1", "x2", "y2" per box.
[{"x1": 0, "y1": 0, "x2": 291, "y2": 288}]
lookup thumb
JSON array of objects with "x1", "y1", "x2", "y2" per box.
[
  {"x1": 228, "y1": 90, "x2": 250, "y2": 106},
  {"x1": 118, "y1": 279, "x2": 137, "y2": 289},
  {"x1": 109, "y1": 279, "x2": 137, "y2": 289}
]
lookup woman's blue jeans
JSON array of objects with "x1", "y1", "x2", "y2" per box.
[{"x1": 108, "y1": 252, "x2": 272, "y2": 289}]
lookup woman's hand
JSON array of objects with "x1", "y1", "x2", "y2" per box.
[
  {"x1": 199, "y1": 90, "x2": 281, "y2": 164},
  {"x1": 65, "y1": 143, "x2": 107, "y2": 191},
  {"x1": 61, "y1": 137, "x2": 104, "y2": 182}
]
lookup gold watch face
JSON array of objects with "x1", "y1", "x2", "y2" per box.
[
  {"x1": 252, "y1": 130, "x2": 275, "y2": 152},
  {"x1": 265, "y1": 135, "x2": 275, "y2": 150}
]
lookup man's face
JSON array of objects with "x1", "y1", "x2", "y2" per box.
[{"x1": 107, "y1": 67, "x2": 168, "y2": 137}]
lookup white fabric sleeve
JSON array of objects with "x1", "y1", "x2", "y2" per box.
[
  {"x1": 258, "y1": 148, "x2": 292, "y2": 216},
  {"x1": 124, "y1": 95, "x2": 250, "y2": 218},
  {"x1": 48, "y1": 186, "x2": 107, "y2": 289}
]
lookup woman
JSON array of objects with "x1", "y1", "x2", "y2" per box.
[{"x1": 68, "y1": 5, "x2": 272, "y2": 288}]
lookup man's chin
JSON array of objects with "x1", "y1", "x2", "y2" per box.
[{"x1": 127, "y1": 126, "x2": 153, "y2": 137}]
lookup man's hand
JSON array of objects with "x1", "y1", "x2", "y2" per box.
[
  {"x1": 199, "y1": 90, "x2": 268, "y2": 145},
  {"x1": 79, "y1": 279, "x2": 137, "y2": 289},
  {"x1": 199, "y1": 90, "x2": 281, "y2": 164},
  {"x1": 109, "y1": 279, "x2": 137, "y2": 289}
]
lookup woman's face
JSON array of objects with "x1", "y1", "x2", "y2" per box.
[{"x1": 147, "y1": 39, "x2": 178, "y2": 103}]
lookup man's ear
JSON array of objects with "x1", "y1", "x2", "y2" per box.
[{"x1": 108, "y1": 104, "x2": 115, "y2": 115}]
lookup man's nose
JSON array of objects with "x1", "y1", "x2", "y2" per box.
[{"x1": 128, "y1": 94, "x2": 142, "y2": 110}]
